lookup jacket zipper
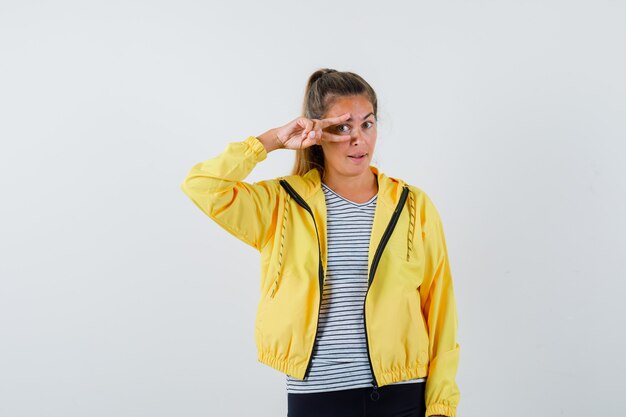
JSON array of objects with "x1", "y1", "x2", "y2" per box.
[
  {"x1": 279, "y1": 180, "x2": 324, "y2": 381},
  {"x1": 363, "y1": 185, "x2": 409, "y2": 393}
]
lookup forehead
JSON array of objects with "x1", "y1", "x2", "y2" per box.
[{"x1": 325, "y1": 95, "x2": 373, "y2": 117}]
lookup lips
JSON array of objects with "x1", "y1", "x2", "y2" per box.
[{"x1": 348, "y1": 153, "x2": 367, "y2": 159}]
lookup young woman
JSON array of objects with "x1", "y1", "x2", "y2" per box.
[{"x1": 181, "y1": 69, "x2": 460, "y2": 417}]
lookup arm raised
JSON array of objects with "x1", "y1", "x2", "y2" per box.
[{"x1": 181, "y1": 136, "x2": 280, "y2": 250}]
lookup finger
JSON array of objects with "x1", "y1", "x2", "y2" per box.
[
  {"x1": 300, "y1": 134, "x2": 319, "y2": 149},
  {"x1": 312, "y1": 123, "x2": 324, "y2": 142},
  {"x1": 300, "y1": 118, "x2": 314, "y2": 139},
  {"x1": 305, "y1": 130, "x2": 316, "y2": 141},
  {"x1": 321, "y1": 131, "x2": 352, "y2": 143},
  {"x1": 292, "y1": 136, "x2": 306, "y2": 150},
  {"x1": 319, "y1": 112, "x2": 351, "y2": 128}
]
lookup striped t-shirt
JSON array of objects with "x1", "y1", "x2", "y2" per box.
[{"x1": 286, "y1": 182, "x2": 425, "y2": 394}]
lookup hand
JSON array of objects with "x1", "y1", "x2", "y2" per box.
[{"x1": 257, "y1": 113, "x2": 352, "y2": 152}]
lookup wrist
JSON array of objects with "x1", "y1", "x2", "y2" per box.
[{"x1": 255, "y1": 129, "x2": 282, "y2": 153}]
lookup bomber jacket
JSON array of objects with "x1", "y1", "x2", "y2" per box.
[{"x1": 181, "y1": 135, "x2": 461, "y2": 417}]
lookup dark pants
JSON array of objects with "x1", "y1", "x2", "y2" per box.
[{"x1": 287, "y1": 382, "x2": 426, "y2": 417}]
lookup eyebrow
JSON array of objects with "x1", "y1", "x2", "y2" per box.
[{"x1": 346, "y1": 112, "x2": 375, "y2": 122}]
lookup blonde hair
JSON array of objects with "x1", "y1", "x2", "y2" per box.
[{"x1": 291, "y1": 68, "x2": 378, "y2": 177}]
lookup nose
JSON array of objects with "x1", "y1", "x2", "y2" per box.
[{"x1": 350, "y1": 128, "x2": 363, "y2": 145}]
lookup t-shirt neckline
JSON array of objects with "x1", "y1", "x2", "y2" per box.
[{"x1": 321, "y1": 183, "x2": 378, "y2": 206}]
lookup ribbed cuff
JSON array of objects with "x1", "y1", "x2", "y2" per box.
[
  {"x1": 244, "y1": 135, "x2": 268, "y2": 162},
  {"x1": 426, "y1": 403, "x2": 456, "y2": 417}
]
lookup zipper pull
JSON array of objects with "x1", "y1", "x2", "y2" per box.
[{"x1": 370, "y1": 380, "x2": 380, "y2": 401}]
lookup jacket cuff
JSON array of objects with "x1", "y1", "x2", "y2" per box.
[
  {"x1": 244, "y1": 135, "x2": 268, "y2": 162},
  {"x1": 426, "y1": 403, "x2": 457, "y2": 417}
]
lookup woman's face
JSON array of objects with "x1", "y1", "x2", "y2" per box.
[{"x1": 320, "y1": 94, "x2": 377, "y2": 181}]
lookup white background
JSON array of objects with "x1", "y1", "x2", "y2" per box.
[{"x1": 1, "y1": 1, "x2": 625, "y2": 416}]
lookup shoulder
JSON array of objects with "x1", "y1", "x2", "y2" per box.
[
  {"x1": 406, "y1": 183, "x2": 434, "y2": 205},
  {"x1": 400, "y1": 182, "x2": 445, "y2": 228},
  {"x1": 271, "y1": 168, "x2": 321, "y2": 199},
  {"x1": 392, "y1": 178, "x2": 436, "y2": 210},
  {"x1": 381, "y1": 167, "x2": 450, "y2": 238},
  {"x1": 246, "y1": 172, "x2": 318, "y2": 202}
]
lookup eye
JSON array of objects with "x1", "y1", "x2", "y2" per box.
[
  {"x1": 363, "y1": 121, "x2": 374, "y2": 129},
  {"x1": 336, "y1": 124, "x2": 351, "y2": 133}
]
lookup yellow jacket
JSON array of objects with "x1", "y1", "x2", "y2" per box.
[{"x1": 181, "y1": 136, "x2": 461, "y2": 417}]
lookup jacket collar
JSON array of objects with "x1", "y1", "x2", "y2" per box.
[{"x1": 281, "y1": 165, "x2": 406, "y2": 208}]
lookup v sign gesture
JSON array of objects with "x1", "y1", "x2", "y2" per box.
[{"x1": 256, "y1": 112, "x2": 353, "y2": 153}]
